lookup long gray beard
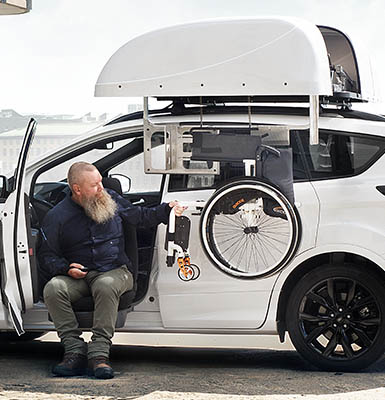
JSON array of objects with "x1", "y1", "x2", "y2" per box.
[{"x1": 82, "y1": 190, "x2": 117, "y2": 224}]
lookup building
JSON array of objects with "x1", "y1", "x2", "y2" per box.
[{"x1": 0, "y1": 110, "x2": 108, "y2": 174}]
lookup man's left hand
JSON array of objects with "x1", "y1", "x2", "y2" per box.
[{"x1": 169, "y1": 201, "x2": 187, "y2": 217}]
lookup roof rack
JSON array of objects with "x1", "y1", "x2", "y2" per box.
[{"x1": 95, "y1": 17, "x2": 377, "y2": 174}]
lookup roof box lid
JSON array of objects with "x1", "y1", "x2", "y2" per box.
[
  {"x1": 318, "y1": 26, "x2": 375, "y2": 102},
  {"x1": 95, "y1": 17, "x2": 333, "y2": 98}
]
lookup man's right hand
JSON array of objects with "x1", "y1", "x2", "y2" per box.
[{"x1": 68, "y1": 263, "x2": 88, "y2": 279}]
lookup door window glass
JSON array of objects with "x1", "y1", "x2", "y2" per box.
[
  {"x1": 297, "y1": 130, "x2": 385, "y2": 180},
  {"x1": 109, "y1": 144, "x2": 164, "y2": 193},
  {"x1": 35, "y1": 138, "x2": 134, "y2": 184}
]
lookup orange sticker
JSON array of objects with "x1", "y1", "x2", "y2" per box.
[{"x1": 232, "y1": 198, "x2": 245, "y2": 209}]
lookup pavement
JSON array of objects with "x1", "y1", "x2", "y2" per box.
[
  {"x1": 1, "y1": 388, "x2": 385, "y2": 400},
  {"x1": 0, "y1": 334, "x2": 384, "y2": 400}
]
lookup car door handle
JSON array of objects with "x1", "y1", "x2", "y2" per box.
[{"x1": 132, "y1": 198, "x2": 145, "y2": 205}]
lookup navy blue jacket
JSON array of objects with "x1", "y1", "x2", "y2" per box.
[{"x1": 38, "y1": 189, "x2": 170, "y2": 286}]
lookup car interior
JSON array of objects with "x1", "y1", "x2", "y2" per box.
[{"x1": 26, "y1": 133, "x2": 165, "y2": 327}]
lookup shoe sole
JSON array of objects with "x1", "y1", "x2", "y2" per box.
[
  {"x1": 52, "y1": 367, "x2": 87, "y2": 377},
  {"x1": 88, "y1": 367, "x2": 114, "y2": 379}
]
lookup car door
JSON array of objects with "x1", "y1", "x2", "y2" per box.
[
  {"x1": 0, "y1": 119, "x2": 36, "y2": 335},
  {"x1": 155, "y1": 130, "x2": 321, "y2": 330}
]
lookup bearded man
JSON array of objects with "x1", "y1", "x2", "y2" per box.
[{"x1": 38, "y1": 162, "x2": 185, "y2": 379}]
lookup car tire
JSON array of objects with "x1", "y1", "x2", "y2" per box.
[{"x1": 286, "y1": 264, "x2": 385, "y2": 371}]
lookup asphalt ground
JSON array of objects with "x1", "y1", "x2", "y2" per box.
[{"x1": 0, "y1": 334, "x2": 385, "y2": 399}]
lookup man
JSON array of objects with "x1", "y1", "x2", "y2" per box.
[{"x1": 38, "y1": 162, "x2": 185, "y2": 379}]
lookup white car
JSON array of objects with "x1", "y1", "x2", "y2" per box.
[{"x1": 1, "y1": 17, "x2": 385, "y2": 372}]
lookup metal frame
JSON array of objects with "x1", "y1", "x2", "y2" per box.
[
  {"x1": 143, "y1": 98, "x2": 220, "y2": 175},
  {"x1": 143, "y1": 96, "x2": 319, "y2": 176},
  {"x1": 309, "y1": 95, "x2": 319, "y2": 145}
]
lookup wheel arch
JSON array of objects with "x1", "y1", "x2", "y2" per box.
[{"x1": 276, "y1": 251, "x2": 385, "y2": 342}]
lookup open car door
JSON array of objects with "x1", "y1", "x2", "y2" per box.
[{"x1": 0, "y1": 119, "x2": 36, "y2": 335}]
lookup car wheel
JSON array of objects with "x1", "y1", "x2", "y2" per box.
[{"x1": 286, "y1": 264, "x2": 385, "y2": 371}]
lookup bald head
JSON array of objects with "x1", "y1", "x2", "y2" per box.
[
  {"x1": 67, "y1": 162, "x2": 98, "y2": 189},
  {"x1": 67, "y1": 162, "x2": 116, "y2": 223},
  {"x1": 67, "y1": 162, "x2": 104, "y2": 206}
]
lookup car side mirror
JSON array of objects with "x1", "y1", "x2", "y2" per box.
[
  {"x1": 110, "y1": 174, "x2": 131, "y2": 193},
  {"x1": 0, "y1": 175, "x2": 9, "y2": 199}
]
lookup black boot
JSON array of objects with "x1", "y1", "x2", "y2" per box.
[
  {"x1": 88, "y1": 356, "x2": 114, "y2": 379},
  {"x1": 52, "y1": 352, "x2": 87, "y2": 376}
]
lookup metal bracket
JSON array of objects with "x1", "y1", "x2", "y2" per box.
[
  {"x1": 309, "y1": 95, "x2": 319, "y2": 145},
  {"x1": 143, "y1": 101, "x2": 220, "y2": 175},
  {"x1": 250, "y1": 125, "x2": 290, "y2": 146},
  {"x1": 142, "y1": 96, "x2": 316, "y2": 171}
]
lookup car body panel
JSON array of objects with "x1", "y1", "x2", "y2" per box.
[
  {"x1": 153, "y1": 175, "x2": 319, "y2": 329},
  {"x1": 314, "y1": 156, "x2": 385, "y2": 255},
  {"x1": 264, "y1": 241, "x2": 385, "y2": 334}
]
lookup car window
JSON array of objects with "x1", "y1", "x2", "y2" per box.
[
  {"x1": 168, "y1": 130, "x2": 307, "y2": 191},
  {"x1": 297, "y1": 130, "x2": 385, "y2": 180},
  {"x1": 35, "y1": 138, "x2": 135, "y2": 184},
  {"x1": 109, "y1": 144, "x2": 164, "y2": 193}
]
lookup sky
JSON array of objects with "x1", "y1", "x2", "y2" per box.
[{"x1": 0, "y1": 0, "x2": 384, "y2": 117}]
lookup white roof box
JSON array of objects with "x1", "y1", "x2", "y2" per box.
[{"x1": 95, "y1": 17, "x2": 334, "y2": 98}]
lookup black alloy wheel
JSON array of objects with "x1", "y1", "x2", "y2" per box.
[{"x1": 286, "y1": 264, "x2": 385, "y2": 371}]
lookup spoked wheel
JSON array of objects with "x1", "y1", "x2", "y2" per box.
[
  {"x1": 287, "y1": 265, "x2": 385, "y2": 371},
  {"x1": 200, "y1": 179, "x2": 300, "y2": 278}
]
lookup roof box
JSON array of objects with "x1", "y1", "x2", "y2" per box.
[
  {"x1": 95, "y1": 17, "x2": 374, "y2": 104},
  {"x1": 95, "y1": 17, "x2": 333, "y2": 99}
]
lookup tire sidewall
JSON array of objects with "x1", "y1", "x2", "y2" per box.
[{"x1": 286, "y1": 264, "x2": 385, "y2": 371}]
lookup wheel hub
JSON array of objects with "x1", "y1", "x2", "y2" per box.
[
  {"x1": 244, "y1": 226, "x2": 259, "y2": 234},
  {"x1": 330, "y1": 307, "x2": 350, "y2": 327}
]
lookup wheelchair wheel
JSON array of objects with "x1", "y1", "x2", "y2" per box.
[{"x1": 200, "y1": 179, "x2": 300, "y2": 279}]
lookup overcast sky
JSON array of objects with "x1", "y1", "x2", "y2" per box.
[{"x1": 0, "y1": 0, "x2": 384, "y2": 116}]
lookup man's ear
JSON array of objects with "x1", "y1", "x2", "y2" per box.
[{"x1": 72, "y1": 183, "x2": 81, "y2": 196}]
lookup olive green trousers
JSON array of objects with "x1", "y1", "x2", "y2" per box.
[{"x1": 43, "y1": 265, "x2": 133, "y2": 359}]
